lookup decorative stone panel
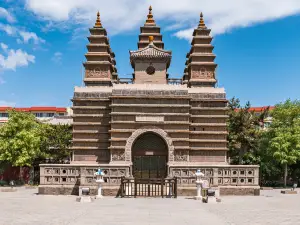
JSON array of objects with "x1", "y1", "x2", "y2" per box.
[
  {"x1": 73, "y1": 92, "x2": 112, "y2": 99},
  {"x1": 111, "y1": 150, "x2": 125, "y2": 161},
  {"x1": 189, "y1": 93, "x2": 226, "y2": 100},
  {"x1": 174, "y1": 150, "x2": 188, "y2": 162},
  {"x1": 192, "y1": 68, "x2": 215, "y2": 79},
  {"x1": 169, "y1": 165, "x2": 259, "y2": 187},
  {"x1": 40, "y1": 164, "x2": 130, "y2": 186},
  {"x1": 112, "y1": 89, "x2": 188, "y2": 97}
]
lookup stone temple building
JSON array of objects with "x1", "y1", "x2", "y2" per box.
[{"x1": 39, "y1": 7, "x2": 259, "y2": 196}]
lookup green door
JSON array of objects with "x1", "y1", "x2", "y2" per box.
[{"x1": 133, "y1": 156, "x2": 167, "y2": 179}]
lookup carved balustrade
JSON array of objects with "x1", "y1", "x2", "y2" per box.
[
  {"x1": 169, "y1": 165, "x2": 259, "y2": 187},
  {"x1": 40, "y1": 164, "x2": 259, "y2": 188},
  {"x1": 40, "y1": 164, "x2": 130, "y2": 187}
]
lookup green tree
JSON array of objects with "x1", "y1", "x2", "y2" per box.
[
  {"x1": 0, "y1": 110, "x2": 42, "y2": 167},
  {"x1": 256, "y1": 131, "x2": 282, "y2": 186},
  {"x1": 266, "y1": 99, "x2": 300, "y2": 187},
  {"x1": 39, "y1": 123, "x2": 72, "y2": 163},
  {"x1": 227, "y1": 98, "x2": 268, "y2": 164}
]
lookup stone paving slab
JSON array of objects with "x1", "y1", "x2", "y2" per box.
[{"x1": 0, "y1": 188, "x2": 299, "y2": 225}]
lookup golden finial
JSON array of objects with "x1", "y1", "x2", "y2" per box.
[
  {"x1": 146, "y1": 5, "x2": 155, "y2": 24},
  {"x1": 94, "y1": 11, "x2": 102, "y2": 27},
  {"x1": 198, "y1": 12, "x2": 207, "y2": 29},
  {"x1": 149, "y1": 36, "x2": 154, "y2": 43}
]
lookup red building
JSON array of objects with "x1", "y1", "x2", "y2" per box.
[{"x1": 0, "y1": 107, "x2": 68, "y2": 124}]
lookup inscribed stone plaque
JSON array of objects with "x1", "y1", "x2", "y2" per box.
[
  {"x1": 136, "y1": 116, "x2": 164, "y2": 122},
  {"x1": 145, "y1": 151, "x2": 154, "y2": 155}
]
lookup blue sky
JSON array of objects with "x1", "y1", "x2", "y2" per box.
[{"x1": 0, "y1": 0, "x2": 300, "y2": 107}]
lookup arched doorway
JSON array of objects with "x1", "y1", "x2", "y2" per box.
[{"x1": 132, "y1": 132, "x2": 168, "y2": 179}]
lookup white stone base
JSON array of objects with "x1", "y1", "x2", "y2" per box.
[
  {"x1": 194, "y1": 196, "x2": 202, "y2": 200},
  {"x1": 76, "y1": 196, "x2": 94, "y2": 203},
  {"x1": 207, "y1": 196, "x2": 222, "y2": 204}
]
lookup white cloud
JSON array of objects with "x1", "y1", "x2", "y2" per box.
[
  {"x1": 25, "y1": 0, "x2": 300, "y2": 40},
  {"x1": 0, "y1": 7, "x2": 16, "y2": 23},
  {"x1": 19, "y1": 31, "x2": 46, "y2": 44},
  {"x1": 51, "y1": 51, "x2": 62, "y2": 64},
  {"x1": 0, "y1": 44, "x2": 35, "y2": 71},
  {"x1": 0, "y1": 23, "x2": 45, "y2": 45},
  {"x1": 0, "y1": 77, "x2": 5, "y2": 84},
  {"x1": 0, "y1": 100, "x2": 16, "y2": 106},
  {"x1": 0, "y1": 43, "x2": 8, "y2": 51},
  {"x1": 0, "y1": 23, "x2": 16, "y2": 35}
]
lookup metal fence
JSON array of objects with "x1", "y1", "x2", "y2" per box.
[{"x1": 121, "y1": 177, "x2": 177, "y2": 198}]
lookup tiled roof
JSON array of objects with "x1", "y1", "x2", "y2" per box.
[
  {"x1": 0, "y1": 107, "x2": 67, "y2": 112},
  {"x1": 235, "y1": 106, "x2": 275, "y2": 112},
  {"x1": 249, "y1": 106, "x2": 275, "y2": 112},
  {"x1": 130, "y1": 44, "x2": 171, "y2": 59}
]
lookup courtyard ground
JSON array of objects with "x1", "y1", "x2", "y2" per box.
[{"x1": 0, "y1": 187, "x2": 299, "y2": 225}]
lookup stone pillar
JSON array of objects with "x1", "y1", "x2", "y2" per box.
[
  {"x1": 80, "y1": 167, "x2": 86, "y2": 186},
  {"x1": 39, "y1": 166, "x2": 45, "y2": 185},
  {"x1": 254, "y1": 167, "x2": 259, "y2": 185},
  {"x1": 212, "y1": 168, "x2": 218, "y2": 186}
]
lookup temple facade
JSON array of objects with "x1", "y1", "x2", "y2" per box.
[{"x1": 39, "y1": 7, "x2": 259, "y2": 196}]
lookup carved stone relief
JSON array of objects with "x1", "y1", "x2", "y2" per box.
[
  {"x1": 73, "y1": 92, "x2": 112, "y2": 99},
  {"x1": 192, "y1": 67, "x2": 214, "y2": 79},
  {"x1": 111, "y1": 150, "x2": 125, "y2": 161},
  {"x1": 174, "y1": 150, "x2": 188, "y2": 161},
  {"x1": 125, "y1": 126, "x2": 174, "y2": 162},
  {"x1": 87, "y1": 67, "x2": 109, "y2": 78},
  {"x1": 112, "y1": 89, "x2": 188, "y2": 97}
]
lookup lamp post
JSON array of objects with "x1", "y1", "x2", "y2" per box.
[
  {"x1": 9, "y1": 180, "x2": 15, "y2": 189},
  {"x1": 292, "y1": 183, "x2": 297, "y2": 191},
  {"x1": 94, "y1": 168, "x2": 105, "y2": 198},
  {"x1": 194, "y1": 169, "x2": 204, "y2": 200}
]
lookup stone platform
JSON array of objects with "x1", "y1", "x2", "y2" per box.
[
  {"x1": 39, "y1": 164, "x2": 260, "y2": 196},
  {"x1": 1, "y1": 188, "x2": 300, "y2": 225},
  {"x1": 38, "y1": 185, "x2": 260, "y2": 197}
]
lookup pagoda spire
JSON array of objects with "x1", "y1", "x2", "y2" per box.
[
  {"x1": 182, "y1": 12, "x2": 217, "y2": 87},
  {"x1": 198, "y1": 12, "x2": 207, "y2": 29},
  {"x1": 94, "y1": 11, "x2": 102, "y2": 28},
  {"x1": 145, "y1": 5, "x2": 155, "y2": 24},
  {"x1": 83, "y1": 11, "x2": 118, "y2": 86},
  {"x1": 137, "y1": 6, "x2": 164, "y2": 49}
]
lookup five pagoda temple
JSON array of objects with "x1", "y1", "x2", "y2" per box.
[{"x1": 39, "y1": 7, "x2": 259, "y2": 197}]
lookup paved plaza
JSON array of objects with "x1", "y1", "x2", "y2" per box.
[{"x1": 0, "y1": 188, "x2": 300, "y2": 225}]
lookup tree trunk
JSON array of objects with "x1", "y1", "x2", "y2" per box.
[
  {"x1": 284, "y1": 163, "x2": 288, "y2": 188},
  {"x1": 239, "y1": 146, "x2": 246, "y2": 164},
  {"x1": 19, "y1": 166, "x2": 22, "y2": 183}
]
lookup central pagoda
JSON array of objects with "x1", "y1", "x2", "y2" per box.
[{"x1": 39, "y1": 7, "x2": 259, "y2": 197}]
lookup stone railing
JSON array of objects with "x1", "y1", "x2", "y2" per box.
[
  {"x1": 169, "y1": 165, "x2": 259, "y2": 187},
  {"x1": 39, "y1": 164, "x2": 130, "y2": 187},
  {"x1": 167, "y1": 78, "x2": 183, "y2": 85},
  {"x1": 118, "y1": 78, "x2": 133, "y2": 84},
  {"x1": 40, "y1": 164, "x2": 259, "y2": 188}
]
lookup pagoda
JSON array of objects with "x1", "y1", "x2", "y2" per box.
[
  {"x1": 183, "y1": 13, "x2": 217, "y2": 87},
  {"x1": 84, "y1": 12, "x2": 118, "y2": 86}
]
